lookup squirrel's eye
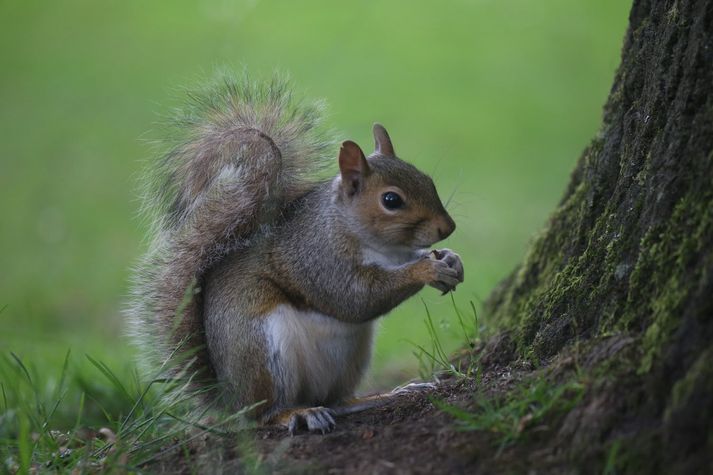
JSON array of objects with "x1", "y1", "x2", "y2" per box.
[{"x1": 381, "y1": 191, "x2": 404, "y2": 210}]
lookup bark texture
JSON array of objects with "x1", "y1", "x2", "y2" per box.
[{"x1": 486, "y1": 0, "x2": 713, "y2": 471}]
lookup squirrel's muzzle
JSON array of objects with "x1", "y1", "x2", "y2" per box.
[{"x1": 437, "y1": 214, "x2": 456, "y2": 240}]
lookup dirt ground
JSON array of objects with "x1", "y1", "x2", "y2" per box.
[
  {"x1": 142, "y1": 327, "x2": 713, "y2": 474},
  {"x1": 145, "y1": 335, "x2": 649, "y2": 474},
  {"x1": 253, "y1": 379, "x2": 498, "y2": 475},
  {"x1": 151, "y1": 373, "x2": 515, "y2": 474}
]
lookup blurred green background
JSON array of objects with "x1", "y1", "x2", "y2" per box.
[{"x1": 0, "y1": 0, "x2": 630, "y2": 426}]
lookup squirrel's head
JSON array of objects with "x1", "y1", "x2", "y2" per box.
[{"x1": 335, "y1": 124, "x2": 456, "y2": 252}]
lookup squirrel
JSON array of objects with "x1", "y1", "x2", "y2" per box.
[{"x1": 127, "y1": 74, "x2": 464, "y2": 434}]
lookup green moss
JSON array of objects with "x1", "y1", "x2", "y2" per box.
[
  {"x1": 638, "y1": 282, "x2": 686, "y2": 373},
  {"x1": 621, "y1": 191, "x2": 713, "y2": 373},
  {"x1": 489, "y1": 141, "x2": 713, "y2": 367},
  {"x1": 665, "y1": 347, "x2": 713, "y2": 422},
  {"x1": 489, "y1": 137, "x2": 603, "y2": 334},
  {"x1": 494, "y1": 177, "x2": 592, "y2": 352}
]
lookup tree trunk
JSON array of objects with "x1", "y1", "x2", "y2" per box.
[{"x1": 485, "y1": 0, "x2": 713, "y2": 470}]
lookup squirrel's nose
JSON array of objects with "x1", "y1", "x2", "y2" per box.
[{"x1": 437, "y1": 215, "x2": 456, "y2": 240}]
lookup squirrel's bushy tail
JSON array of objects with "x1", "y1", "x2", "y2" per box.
[{"x1": 127, "y1": 72, "x2": 335, "y2": 388}]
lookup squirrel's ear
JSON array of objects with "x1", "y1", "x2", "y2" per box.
[
  {"x1": 339, "y1": 140, "x2": 370, "y2": 196},
  {"x1": 373, "y1": 123, "x2": 395, "y2": 157}
]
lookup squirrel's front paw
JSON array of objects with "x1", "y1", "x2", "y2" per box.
[{"x1": 427, "y1": 249, "x2": 464, "y2": 294}]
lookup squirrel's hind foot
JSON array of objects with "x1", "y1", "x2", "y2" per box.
[{"x1": 273, "y1": 406, "x2": 337, "y2": 435}]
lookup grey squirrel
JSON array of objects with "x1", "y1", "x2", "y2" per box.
[{"x1": 127, "y1": 75, "x2": 464, "y2": 434}]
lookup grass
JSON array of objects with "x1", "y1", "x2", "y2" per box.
[
  {"x1": 411, "y1": 294, "x2": 482, "y2": 380},
  {"x1": 415, "y1": 296, "x2": 586, "y2": 453},
  {"x1": 603, "y1": 439, "x2": 622, "y2": 475},
  {"x1": 434, "y1": 376, "x2": 586, "y2": 452},
  {"x1": 0, "y1": 348, "x2": 264, "y2": 473}
]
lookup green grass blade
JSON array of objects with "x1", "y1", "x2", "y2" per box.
[
  {"x1": 85, "y1": 354, "x2": 133, "y2": 403},
  {"x1": 54, "y1": 349, "x2": 72, "y2": 401},
  {"x1": 18, "y1": 412, "x2": 32, "y2": 474},
  {"x1": 603, "y1": 440, "x2": 621, "y2": 475},
  {"x1": 469, "y1": 301, "x2": 480, "y2": 340},
  {"x1": 74, "y1": 391, "x2": 86, "y2": 431},
  {"x1": 10, "y1": 352, "x2": 33, "y2": 386},
  {"x1": 450, "y1": 293, "x2": 471, "y2": 347}
]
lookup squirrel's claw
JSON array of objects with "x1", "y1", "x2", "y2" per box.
[
  {"x1": 287, "y1": 414, "x2": 299, "y2": 436},
  {"x1": 430, "y1": 280, "x2": 453, "y2": 295},
  {"x1": 390, "y1": 381, "x2": 437, "y2": 395}
]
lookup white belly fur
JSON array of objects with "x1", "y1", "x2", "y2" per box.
[{"x1": 264, "y1": 304, "x2": 375, "y2": 407}]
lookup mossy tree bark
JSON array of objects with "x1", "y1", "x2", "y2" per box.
[{"x1": 485, "y1": 0, "x2": 712, "y2": 470}]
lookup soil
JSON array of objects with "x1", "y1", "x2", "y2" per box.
[
  {"x1": 145, "y1": 349, "x2": 519, "y2": 474},
  {"x1": 144, "y1": 334, "x2": 669, "y2": 475},
  {"x1": 252, "y1": 363, "x2": 527, "y2": 475}
]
